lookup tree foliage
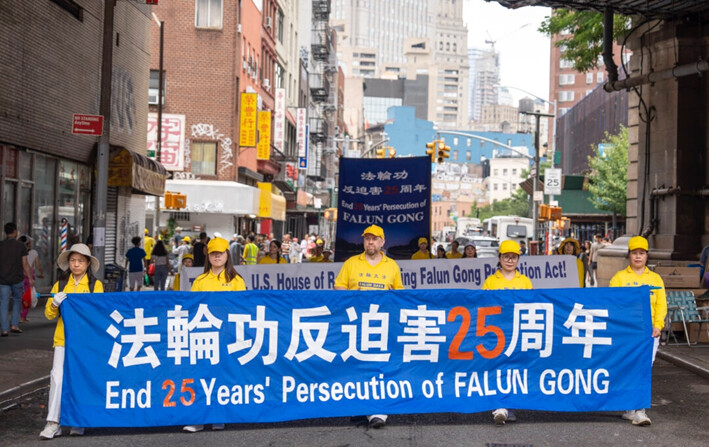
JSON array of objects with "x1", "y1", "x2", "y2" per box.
[
  {"x1": 539, "y1": 9, "x2": 630, "y2": 72},
  {"x1": 587, "y1": 126, "x2": 628, "y2": 215},
  {"x1": 475, "y1": 187, "x2": 531, "y2": 221}
]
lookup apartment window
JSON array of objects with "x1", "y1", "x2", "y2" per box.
[
  {"x1": 503, "y1": 168, "x2": 508, "y2": 176},
  {"x1": 195, "y1": 0, "x2": 223, "y2": 28},
  {"x1": 493, "y1": 169, "x2": 498, "y2": 176},
  {"x1": 453, "y1": 137, "x2": 458, "y2": 145},
  {"x1": 512, "y1": 168, "x2": 517, "y2": 175},
  {"x1": 276, "y1": 9, "x2": 284, "y2": 42},
  {"x1": 560, "y1": 59, "x2": 574, "y2": 69},
  {"x1": 597, "y1": 72, "x2": 604, "y2": 83},
  {"x1": 559, "y1": 74, "x2": 575, "y2": 85},
  {"x1": 466, "y1": 151, "x2": 471, "y2": 161},
  {"x1": 502, "y1": 183, "x2": 508, "y2": 190},
  {"x1": 558, "y1": 91, "x2": 575, "y2": 102},
  {"x1": 493, "y1": 184, "x2": 498, "y2": 191},
  {"x1": 586, "y1": 72, "x2": 593, "y2": 84},
  {"x1": 148, "y1": 70, "x2": 165, "y2": 104},
  {"x1": 191, "y1": 141, "x2": 217, "y2": 175},
  {"x1": 467, "y1": 138, "x2": 471, "y2": 146},
  {"x1": 453, "y1": 150, "x2": 458, "y2": 159},
  {"x1": 275, "y1": 63, "x2": 284, "y2": 88}
]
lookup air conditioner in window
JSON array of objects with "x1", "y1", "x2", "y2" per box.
[
  {"x1": 148, "y1": 94, "x2": 159, "y2": 105},
  {"x1": 265, "y1": 17, "x2": 272, "y2": 28},
  {"x1": 263, "y1": 78, "x2": 270, "y2": 89},
  {"x1": 243, "y1": 60, "x2": 247, "y2": 70},
  {"x1": 237, "y1": 24, "x2": 242, "y2": 34}
]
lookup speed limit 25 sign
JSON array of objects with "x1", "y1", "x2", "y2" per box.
[{"x1": 544, "y1": 168, "x2": 562, "y2": 195}]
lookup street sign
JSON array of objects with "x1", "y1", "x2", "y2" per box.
[
  {"x1": 72, "y1": 114, "x2": 103, "y2": 136},
  {"x1": 544, "y1": 168, "x2": 562, "y2": 195}
]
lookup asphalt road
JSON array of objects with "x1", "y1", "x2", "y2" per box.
[{"x1": 1, "y1": 356, "x2": 708, "y2": 447}]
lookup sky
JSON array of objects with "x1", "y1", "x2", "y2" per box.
[{"x1": 463, "y1": 1, "x2": 552, "y2": 104}]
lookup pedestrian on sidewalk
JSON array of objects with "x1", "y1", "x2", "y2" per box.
[
  {"x1": 150, "y1": 240, "x2": 171, "y2": 291},
  {"x1": 0, "y1": 222, "x2": 34, "y2": 336},
  {"x1": 19, "y1": 234, "x2": 44, "y2": 322},
  {"x1": 39, "y1": 244, "x2": 103, "y2": 439},
  {"x1": 124, "y1": 237, "x2": 147, "y2": 291},
  {"x1": 609, "y1": 236, "x2": 667, "y2": 426}
]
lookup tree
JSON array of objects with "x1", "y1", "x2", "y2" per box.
[
  {"x1": 587, "y1": 126, "x2": 628, "y2": 236},
  {"x1": 539, "y1": 9, "x2": 630, "y2": 72},
  {"x1": 475, "y1": 187, "x2": 531, "y2": 221}
]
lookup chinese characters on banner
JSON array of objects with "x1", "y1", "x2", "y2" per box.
[
  {"x1": 273, "y1": 88, "x2": 286, "y2": 151},
  {"x1": 60, "y1": 286, "x2": 652, "y2": 428},
  {"x1": 147, "y1": 113, "x2": 185, "y2": 171},
  {"x1": 335, "y1": 157, "x2": 431, "y2": 261},
  {"x1": 296, "y1": 108, "x2": 307, "y2": 158},
  {"x1": 257, "y1": 111, "x2": 272, "y2": 160},
  {"x1": 239, "y1": 93, "x2": 257, "y2": 147}
]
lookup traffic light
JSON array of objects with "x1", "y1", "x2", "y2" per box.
[
  {"x1": 323, "y1": 208, "x2": 337, "y2": 221},
  {"x1": 437, "y1": 140, "x2": 450, "y2": 163},
  {"x1": 425, "y1": 141, "x2": 437, "y2": 162},
  {"x1": 375, "y1": 148, "x2": 386, "y2": 158},
  {"x1": 388, "y1": 147, "x2": 396, "y2": 158},
  {"x1": 550, "y1": 206, "x2": 562, "y2": 220},
  {"x1": 538, "y1": 204, "x2": 550, "y2": 221}
]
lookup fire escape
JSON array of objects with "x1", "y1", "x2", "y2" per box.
[{"x1": 308, "y1": 0, "x2": 332, "y2": 181}]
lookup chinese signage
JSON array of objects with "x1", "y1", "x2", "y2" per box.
[
  {"x1": 239, "y1": 93, "x2": 258, "y2": 147},
  {"x1": 60, "y1": 286, "x2": 652, "y2": 427},
  {"x1": 296, "y1": 108, "x2": 307, "y2": 158},
  {"x1": 257, "y1": 182, "x2": 272, "y2": 218},
  {"x1": 273, "y1": 88, "x2": 286, "y2": 151},
  {"x1": 257, "y1": 111, "x2": 271, "y2": 161},
  {"x1": 335, "y1": 157, "x2": 431, "y2": 261},
  {"x1": 147, "y1": 113, "x2": 185, "y2": 171}
]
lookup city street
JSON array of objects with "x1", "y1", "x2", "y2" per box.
[{"x1": 1, "y1": 307, "x2": 708, "y2": 447}]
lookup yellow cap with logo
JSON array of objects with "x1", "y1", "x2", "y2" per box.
[
  {"x1": 499, "y1": 240, "x2": 521, "y2": 255},
  {"x1": 628, "y1": 236, "x2": 648, "y2": 251},
  {"x1": 361, "y1": 225, "x2": 385, "y2": 239},
  {"x1": 207, "y1": 237, "x2": 229, "y2": 253},
  {"x1": 418, "y1": 237, "x2": 428, "y2": 245}
]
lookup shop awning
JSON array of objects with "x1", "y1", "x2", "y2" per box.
[
  {"x1": 164, "y1": 179, "x2": 260, "y2": 215},
  {"x1": 257, "y1": 182, "x2": 286, "y2": 221},
  {"x1": 108, "y1": 146, "x2": 167, "y2": 196}
]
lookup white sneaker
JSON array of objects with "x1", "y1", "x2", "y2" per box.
[
  {"x1": 70, "y1": 427, "x2": 85, "y2": 436},
  {"x1": 621, "y1": 410, "x2": 636, "y2": 421},
  {"x1": 183, "y1": 425, "x2": 204, "y2": 433},
  {"x1": 632, "y1": 409, "x2": 652, "y2": 426},
  {"x1": 39, "y1": 421, "x2": 62, "y2": 440},
  {"x1": 492, "y1": 408, "x2": 508, "y2": 425},
  {"x1": 212, "y1": 423, "x2": 225, "y2": 430}
]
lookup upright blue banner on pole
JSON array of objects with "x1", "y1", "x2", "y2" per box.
[
  {"x1": 61, "y1": 287, "x2": 652, "y2": 427},
  {"x1": 335, "y1": 156, "x2": 431, "y2": 261}
]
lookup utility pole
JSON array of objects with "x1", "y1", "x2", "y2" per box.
[
  {"x1": 520, "y1": 110, "x2": 554, "y2": 242},
  {"x1": 94, "y1": 0, "x2": 116, "y2": 280}
]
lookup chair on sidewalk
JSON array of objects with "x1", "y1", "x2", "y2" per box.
[
  {"x1": 670, "y1": 291, "x2": 709, "y2": 347},
  {"x1": 664, "y1": 291, "x2": 690, "y2": 346}
]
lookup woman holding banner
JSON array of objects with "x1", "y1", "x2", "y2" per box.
[
  {"x1": 258, "y1": 240, "x2": 288, "y2": 264},
  {"x1": 39, "y1": 244, "x2": 103, "y2": 440},
  {"x1": 609, "y1": 236, "x2": 666, "y2": 426},
  {"x1": 482, "y1": 240, "x2": 533, "y2": 426},
  {"x1": 183, "y1": 237, "x2": 245, "y2": 433}
]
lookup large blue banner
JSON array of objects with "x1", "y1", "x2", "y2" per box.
[
  {"x1": 335, "y1": 157, "x2": 431, "y2": 261},
  {"x1": 61, "y1": 287, "x2": 652, "y2": 427}
]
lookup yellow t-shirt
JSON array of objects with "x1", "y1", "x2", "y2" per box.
[
  {"x1": 45, "y1": 275, "x2": 104, "y2": 347},
  {"x1": 173, "y1": 272, "x2": 181, "y2": 291},
  {"x1": 258, "y1": 255, "x2": 287, "y2": 264},
  {"x1": 609, "y1": 266, "x2": 667, "y2": 330},
  {"x1": 335, "y1": 252, "x2": 404, "y2": 290},
  {"x1": 308, "y1": 255, "x2": 325, "y2": 263},
  {"x1": 446, "y1": 251, "x2": 462, "y2": 259},
  {"x1": 191, "y1": 270, "x2": 246, "y2": 291},
  {"x1": 482, "y1": 270, "x2": 534, "y2": 290},
  {"x1": 411, "y1": 250, "x2": 433, "y2": 260},
  {"x1": 144, "y1": 236, "x2": 155, "y2": 260}
]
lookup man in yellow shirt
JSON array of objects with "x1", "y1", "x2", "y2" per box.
[
  {"x1": 144, "y1": 228, "x2": 155, "y2": 261},
  {"x1": 334, "y1": 225, "x2": 403, "y2": 428},
  {"x1": 308, "y1": 244, "x2": 325, "y2": 262},
  {"x1": 609, "y1": 236, "x2": 666, "y2": 426},
  {"x1": 411, "y1": 237, "x2": 433, "y2": 260},
  {"x1": 446, "y1": 240, "x2": 462, "y2": 259}
]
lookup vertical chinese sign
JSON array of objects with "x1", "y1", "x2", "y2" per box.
[
  {"x1": 273, "y1": 88, "x2": 286, "y2": 151},
  {"x1": 257, "y1": 111, "x2": 272, "y2": 161},
  {"x1": 147, "y1": 113, "x2": 185, "y2": 171},
  {"x1": 239, "y1": 93, "x2": 257, "y2": 147},
  {"x1": 296, "y1": 108, "x2": 307, "y2": 169}
]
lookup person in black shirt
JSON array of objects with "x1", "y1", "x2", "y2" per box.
[
  {"x1": 0, "y1": 223, "x2": 34, "y2": 336},
  {"x1": 192, "y1": 232, "x2": 207, "y2": 267}
]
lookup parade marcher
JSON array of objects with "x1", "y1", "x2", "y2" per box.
[
  {"x1": 482, "y1": 240, "x2": 533, "y2": 426},
  {"x1": 462, "y1": 242, "x2": 477, "y2": 258},
  {"x1": 411, "y1": 237, "x2": 433, "y2": 259},
  {"x1": 124, "y1": 236, "x2": 147, "y2": 292},
  {"x1": 446, "y1": 240, "x2": 462, "y2": 259},
  {"x1": 609, "y1": 236, "x2": 666, "y2": 426},
  {"x1": 556, "y1": 237, "x2": 585, "y2": 287},
  {"x1": 258, "y1": 240, "x2": 287, "y2": 264},
  {"x1": 172, "y1": 254, "x2": 193, "y2": 291},
  {"x1": 321, "y1": 248, "x2": 333, "y2": 262},
  {"x1": 436, "y1": 245, "x2": 447, "y2": 259},
  {"x1": 143, "y1": 228, "x2": 155, "y2": 263},
  {"x1": 242, "y1": 234, "x2": 259, "y2": 265},
  {"x1": 308, "y1": 243, "x2": 325, "y2": 262},
  {"x1": 0, "y1": 223, "x2": 34, "y2": 336},
  {"x1": 150, "y1": 240, "x2": 171, "y2": 291},
  {"x1": 334, "y1": 225, "x2": 404, "y2": 429},
  {"x1": 19, "y1": 235, "x2": 44, "y2": 323},
  {"x1": 39, "y1": 244, "x2": 103, "y2": 439},
  {"x1": 184, "y1": 237, "x2": 245, "y2": 433}
]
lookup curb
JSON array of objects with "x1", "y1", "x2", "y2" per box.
[
  {"x1": 657, "y1": 349, "x2": 709, "y2": 380},
  {"x1": 0, "y1": 375, "x2": 50, "y2": 410}
]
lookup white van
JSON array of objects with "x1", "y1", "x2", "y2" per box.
[{"x1": 482, "y1": 215, "x2": 533, "y2": 246}]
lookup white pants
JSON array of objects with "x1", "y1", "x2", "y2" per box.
[
  {"x1": 47, "y1": 346, "x2": 65, "y2": 423},
  {"x1": 651, "y1": 335, "x2": 659, "y2": 364}
]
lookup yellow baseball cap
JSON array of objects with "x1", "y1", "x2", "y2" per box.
[
  {"x1": 628, "y1": 236, "x2": 648, "y2": 251},
  {"x1": 499, "y1": 240, "x2": 521, "y2": 255},
  {"x1": 557, "y1": 237, "x2": 580, "y2": 255},
  {"x1": 144, "y1": 228, "x2": 149, "y2": 234},
  {"x1": 418, "y1": 237, "x2": 428, "y2": 245},
  {"x1": 182, "y1": 236, "x2": 191, "y2": 242},
  {"x1": 362, "y1": 224, "x2": 385, "y2": 239},
  {"x1": 316, "y1": 238, "x2": 323, "y2": 245},
  {"x1": 181, "y1": 253, "x2": 194, "y2": 261},
  {"x1": 207, "y1": 237, "x2": 229, "y2": 253}
]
